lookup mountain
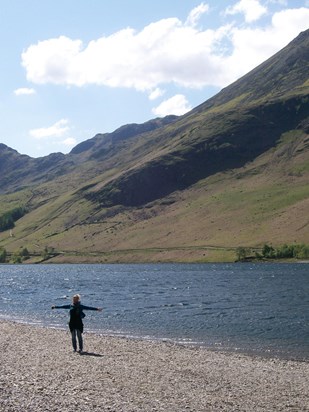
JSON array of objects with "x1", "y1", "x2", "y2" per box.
[
  {"x1": 0, "y1": 116, "x2": 178, "y2": 194},
  {"x1": 0, "y1": 30, "x2": 308, "y2": 263}
]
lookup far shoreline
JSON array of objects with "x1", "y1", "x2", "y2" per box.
[
  {"x1": 2, "y1": 242, "x2": 308, "y2": 264},
  {"x1": 1, "y1": 259, "x2": 308, "y2": 265},
  {"x1": 2, "y1": 251, "x2": 308, "y2": 265}
]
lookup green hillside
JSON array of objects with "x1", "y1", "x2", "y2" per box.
[{"x1": 0, "y1": 30, "x2": 308, "y2": 263}]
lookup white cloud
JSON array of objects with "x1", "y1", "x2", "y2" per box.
[
  {"x1": 62, "y1": 137, "x2": 77, "y2": 147},
  {"x1": 21, "y1": 5, "x2": 309, "y2": 92},
  {"x1": 29, "y1": 119, "x2": 70, "y2": 139},
  {"x1": 148, "y1": 88, "x2": 165, "y2": 100},
  {"x1": 225, "y1": 0, "x2": 268, "y2": 23},
  {"x1": 185, "y1": 2, "x2": 209, "y2": 27},
  {"x1": 271, "y1": 7, "x2": 309, "y2": 33},
  {"x1": 225, "y1": 7, "x2": 309, "y2": 77},
  {"x1": 22, "y1": 36, "x2": 83, "y2": 85},
  {"x1": 152, "y1": 95, "x2": 192, "y2": 117},
  {"x1": 14, "y1": 87, "x2": 36, "y2": 96}
]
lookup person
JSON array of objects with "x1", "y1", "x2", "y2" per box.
[{"x1": 52, "y1": 294, "x2": 102, "y2": 353}]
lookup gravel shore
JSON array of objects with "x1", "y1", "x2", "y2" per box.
[{"x1": 0, "y1": 320, "x2": 308, "y2": 411}]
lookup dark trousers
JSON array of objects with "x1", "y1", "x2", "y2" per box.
[{"x1": 71, "y1": 328, "x2": 83, "y2": 351}]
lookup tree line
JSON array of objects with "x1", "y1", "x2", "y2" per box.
[
  {"x1": 236, "y1": 243, "x2": 309, "y2": 261},
  {"x1": 0, "y1": 207, "x2": 26, "y2": 232},
  {"x1": 0, "y1": 246, "x2": 56, "y2": 263}
]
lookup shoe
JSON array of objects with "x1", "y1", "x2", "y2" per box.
[{"x1": 78, "y1": 349, "x2": 83, "y2": 354}]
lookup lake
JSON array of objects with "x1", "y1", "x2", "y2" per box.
[{"x1": 0, "y1": 263, "x2": 308, "y2": 360}]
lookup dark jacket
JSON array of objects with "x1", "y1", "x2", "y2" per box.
[{"x1": 54, "y1": 302, "x2": 98, "y2": 332}]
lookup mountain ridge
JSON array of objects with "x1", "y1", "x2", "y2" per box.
[{"x1": 0, "y1": 29, "x2": 308, "y2": 262}]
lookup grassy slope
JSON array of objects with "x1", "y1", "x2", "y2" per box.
[
  {"x1": 1, "y1": 128, "x2": 308, "y2": 263},
  {"x1": 0, "y1": 31, "x2": 308, "y2": 263}
]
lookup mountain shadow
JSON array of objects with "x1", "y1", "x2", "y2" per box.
[{"x1": 82, "y1": 30, "x2": 309, "y2": 207}]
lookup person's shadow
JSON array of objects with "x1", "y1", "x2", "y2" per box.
[{"x1": 79, "y1": 351, "x2": 103, "y2": 357}]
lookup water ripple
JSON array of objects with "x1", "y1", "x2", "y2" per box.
[{"x1": 0, "y1": 263, "x2": 308, "y2": 360}]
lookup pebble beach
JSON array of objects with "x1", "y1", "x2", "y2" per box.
[{"x1": 0, "y1": 320, "x2": 308, "y2": 411}]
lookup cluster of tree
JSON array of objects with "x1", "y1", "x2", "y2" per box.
[
  {"x1": 0, "y1": 207, "x2": 26, "y2": 231},
  {"x1": 259, "y1": 243, "x2": 309, "y2": 259},
  {"x1": 11, "y1": 247, "x2": 30, "y2": 263},
  {"x1": 236, "y1": 243, "x2": 309, "y2": 261},
  {"x1": 41, "y1": 246, "x2": 56, "y2": 261},
  {"x1": 0, "y1": 246, "x2": 52, "y2": 263}
]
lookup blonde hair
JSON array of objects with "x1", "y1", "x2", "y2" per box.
[{"x1": 73, "y1": 294, "x2": 81, "y2": 302}]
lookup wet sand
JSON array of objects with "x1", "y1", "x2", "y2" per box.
[{"x1": 0, "y1": 320, "x2": 308, "y2": 411}]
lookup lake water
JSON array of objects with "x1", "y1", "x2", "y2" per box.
[{"x1": 0, "y1": 263, "x2": 308, "y2": 360}]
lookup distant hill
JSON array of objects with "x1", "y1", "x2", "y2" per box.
[{"x1": 0, "y1": 29, "x2": 308, "y2": 263}]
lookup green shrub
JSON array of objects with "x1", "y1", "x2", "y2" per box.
[
  {"x1": 236, "y1": 247, "x2": 250, "y2": 261},
  {"x1": 0, "y1": 248, "x2": 7, "y2": 263},
  {"x1": 41, "y1": 246, "x2": 55, "y2": 260},
  {"x1": 262, "y1": 244, "x2": 275, "y2": 258},
  {"x1": 261, "y1": 243, "x2": 309, "y2": 259},
  {"x1": 11, "y1": 247, "x2": 30, "y2": 263}
]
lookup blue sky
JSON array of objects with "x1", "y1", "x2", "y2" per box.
[{"x1": 1, "y1": 0, "x2": 308, "y2": 158}]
